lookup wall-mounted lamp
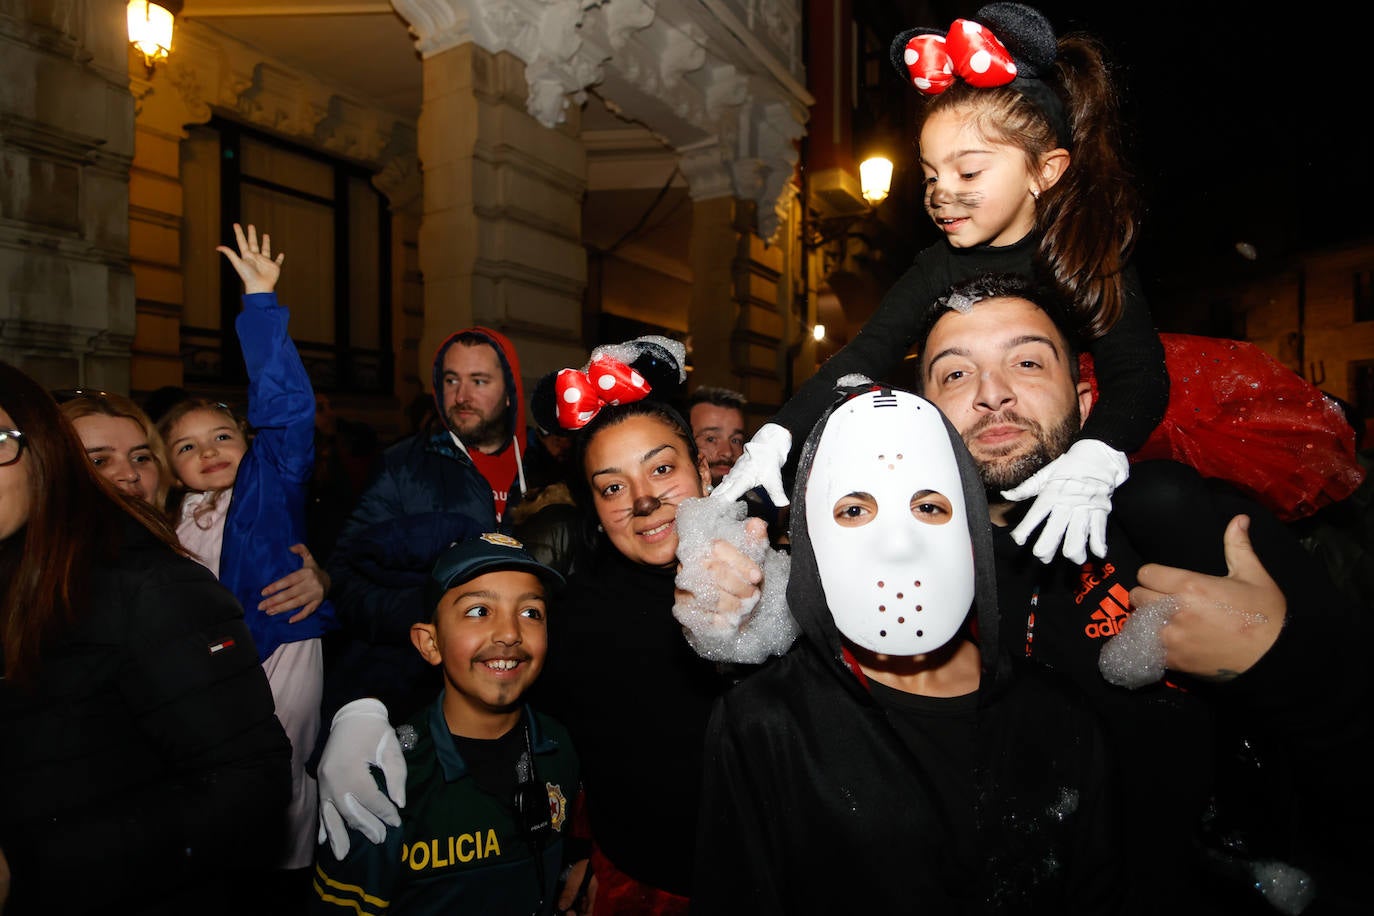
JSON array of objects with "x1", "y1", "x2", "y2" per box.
[
  {"x1": 859, "y1": 156, "x2": 894, "y2": 206},
  {"x1": 128, "y1": 1, "x2": 182, "y2": 75},
  {"x1": 812, "y1": 324, "x2": 826, "y2": 341}
]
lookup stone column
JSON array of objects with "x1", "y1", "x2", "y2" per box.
[
  {"x1": 682, "y1": 144, "x2": 799, "y2": 419},
  {"x1": 414, "y1": 42, "x2": 588, "y2": 392},
  {"x1": 686, "y1": 196, "x2": 741, "y2": 390},
  {"x1": 0, "y1": 0, "x2": 135, "y2": 390}
]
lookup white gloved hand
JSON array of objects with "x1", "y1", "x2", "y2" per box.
[
  {"x1": 1001, "y1": 438, "x2": 1130, "y2": 565},
  {"x1": 316, "y1": 698, "x2": 408, "y2": 860},
  {"x1": 710, "y1": 423, "x2": 792, "y2": 507}
]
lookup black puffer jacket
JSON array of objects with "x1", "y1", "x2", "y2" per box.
[{"x1": 0, "y1": 518, "x2": 292, "y2": 915}]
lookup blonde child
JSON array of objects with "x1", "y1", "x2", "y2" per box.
[{"x1": 159, "y1": 223, "x2": 337, "y2": 872}]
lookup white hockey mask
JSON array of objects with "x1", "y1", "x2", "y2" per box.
[{"x1": 804, "y1": 389, "x2": 976, "y2": 656}]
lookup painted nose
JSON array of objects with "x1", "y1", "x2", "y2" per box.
[
  {"x1": 632, "y1": 495, "x2": 661, "y2": 517},
  {"x1": 926, "y1": 180, "x2": 954, "y2": 207}
]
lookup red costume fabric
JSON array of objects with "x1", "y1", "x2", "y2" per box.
[
  {"x1": 1081, "y1": 334, "x2": 1365, "y2": 521},
  {"x1": 589, "y1": 845, "x2": 689, "y2": 916}
]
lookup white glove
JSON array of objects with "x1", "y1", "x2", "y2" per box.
[
  {"x1": 1001, "y1": 438, "x2": 1130, "y2": 565},
  {"x1": 316, "y1": 698, "x2": 408, "y2": 859},
  {"x1": 710, "y1": 423, "x2": 792, "y2": 507}
]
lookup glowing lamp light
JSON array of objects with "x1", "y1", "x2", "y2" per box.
[
  {"x1": 859, "y1": 156, "x2": 893, "y2": 205},
  {"x1": 128, "y1": 1, "x2": 177, "y2": 70},
  {"x1": 812, "y1": 324, "x2": 826, "y2": 341}
]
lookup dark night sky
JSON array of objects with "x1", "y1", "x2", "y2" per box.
[{"x1": 1038, "y1": 3, "x2": 1374, "y2": 305}]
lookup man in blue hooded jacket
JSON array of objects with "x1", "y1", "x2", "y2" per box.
[{"x1": 320, "y1": 327, "x2": 534, "y2": 755}]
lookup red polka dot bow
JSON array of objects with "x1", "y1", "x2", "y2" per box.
[
  {"x1": 554, "y1": 353, "x2": 652, "y2": 430},
  {"x1": 900, "y1": 19, "x2": 1017, "y2": 95}
]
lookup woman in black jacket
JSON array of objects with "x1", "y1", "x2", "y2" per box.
[{"x1": 0, "y1": 361, "x2": 291, "y2": 915}]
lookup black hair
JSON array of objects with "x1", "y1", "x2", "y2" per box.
[
  {"x1": 687, "y1": 386, "x2": 748, "y2": 412},
  {"x1": 914, "y1": 272, "x2": 1085, "y2": 393},
  {"x1": 567, "y1": 398, "x2": 700, "y2": 519}
]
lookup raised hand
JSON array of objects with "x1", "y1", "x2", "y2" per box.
[{"x1": 216, "y1": 222, "x2": 284, "y2": 295}]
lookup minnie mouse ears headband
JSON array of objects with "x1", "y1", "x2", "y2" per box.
[
  {"x1": 890, "y1": 2, "x2": 1070, "y2": 147},
  {"x1": 531, "y1": 335, "x2": 687, "y2": 432}
]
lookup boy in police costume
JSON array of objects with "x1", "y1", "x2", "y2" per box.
[{"x1": 312, "y1": 533, "x2": 592, "y2": 915}]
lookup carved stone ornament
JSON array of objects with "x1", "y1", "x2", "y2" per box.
[{"x1": 393, "y1": 0, "x2": 810, "y2": 242}]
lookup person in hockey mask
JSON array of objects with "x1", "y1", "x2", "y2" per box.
[{"x1": 691, "y1": 384, "x2": 1121, "y2": 915}]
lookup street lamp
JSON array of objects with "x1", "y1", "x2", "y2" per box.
[
  {"x1": 127, "y1": 1, "x2": 181, "y2": 75},
  {"x1": 859, "y1": 156, "x2": 893, "y2": 205}
]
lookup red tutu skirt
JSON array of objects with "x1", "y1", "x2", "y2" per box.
[{"x1": 1081, "y1": 334, "x2": 1366, "y2": 522}]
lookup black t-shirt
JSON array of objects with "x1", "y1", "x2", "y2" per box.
[{"x1": 867, "y1": 679, "x2": 978, "y2": 875}]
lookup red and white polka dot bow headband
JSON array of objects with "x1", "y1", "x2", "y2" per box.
[
  {"x1": 900, "y1": 19, "x2": 1018, "y2": 95},
  {"x1": 554, "y1": 353, "x2": 652, "y2": 430},
  {"x1": 889, "y1": 4, "x2": 1069, "y2": 146}
]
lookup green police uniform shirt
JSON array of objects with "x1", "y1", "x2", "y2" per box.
[{"x1": 313, "y1": 694, "x2": 581, "y2": 916}]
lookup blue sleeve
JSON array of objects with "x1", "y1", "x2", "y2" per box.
[{"x1": 236, "y1": 291, "x2": 317, "y2": 486}]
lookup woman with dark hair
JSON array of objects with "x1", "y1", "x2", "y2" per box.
[
  {"x1": 0, "y1": 360, "x2": 291, "y2": 915},
  {"x1": 530, "y1": 393, "x2": 722, "y2": 914}
]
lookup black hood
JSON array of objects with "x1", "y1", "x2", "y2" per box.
[{"x1": 785, "y1": 382, "x2": 1011, "y2": 699}]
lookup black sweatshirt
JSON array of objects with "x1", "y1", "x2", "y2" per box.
[
  {"x1": 997, "y1": 460, "x2": 1374, "y2": 915},
  {"x1": 532, "y1": 543, "x2": 741, "y2": 897}
]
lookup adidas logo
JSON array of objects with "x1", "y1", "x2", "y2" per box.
[{"x1": 1083, "y1": 584, "x2": 1131, "y2": 638}]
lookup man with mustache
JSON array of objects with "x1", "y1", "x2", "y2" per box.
[
  {"x1": 682, "y1": 273, "x2": 1371, "y2": 914},
  {"x1": 687, "y1": 387, "x2": 747, "y2": 488}
]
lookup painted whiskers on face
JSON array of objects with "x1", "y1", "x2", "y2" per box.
[
  {"x1": 926, "y1": 189, "x2": 986, "y2": 213},
  {"x1": 586, "y1": 414, "x2": 707, "y2": 568}
]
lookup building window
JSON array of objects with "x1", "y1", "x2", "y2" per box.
[
  {"x1": 1355, "y1": 268, "x2": 1374, "y2": 323},
  {"x1": 180, "y1": 118, "x2": 392, "y2": 394}
]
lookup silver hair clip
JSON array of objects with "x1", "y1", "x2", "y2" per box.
[{"x1": 946, "y1": 291, "x2": 976, "y2": 314}]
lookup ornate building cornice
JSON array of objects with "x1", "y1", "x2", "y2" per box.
[
  {"x1": 131, "y1": 18, "x2": 419, "y2": 207},
  {"x1": 392, "y1": 0, "x2": 810, "y2": 241}
]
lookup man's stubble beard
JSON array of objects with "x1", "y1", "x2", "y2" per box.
[
  {"x1": 447, "y1": 406, "x2": 508, "y2": 453},
  {"x1": 966, "y1": 403, "x2": 1081, "y2": 495}
]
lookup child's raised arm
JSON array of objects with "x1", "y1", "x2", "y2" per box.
[{"x1": 217, "y1": 222, "x2": 284, "y2": 295}]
